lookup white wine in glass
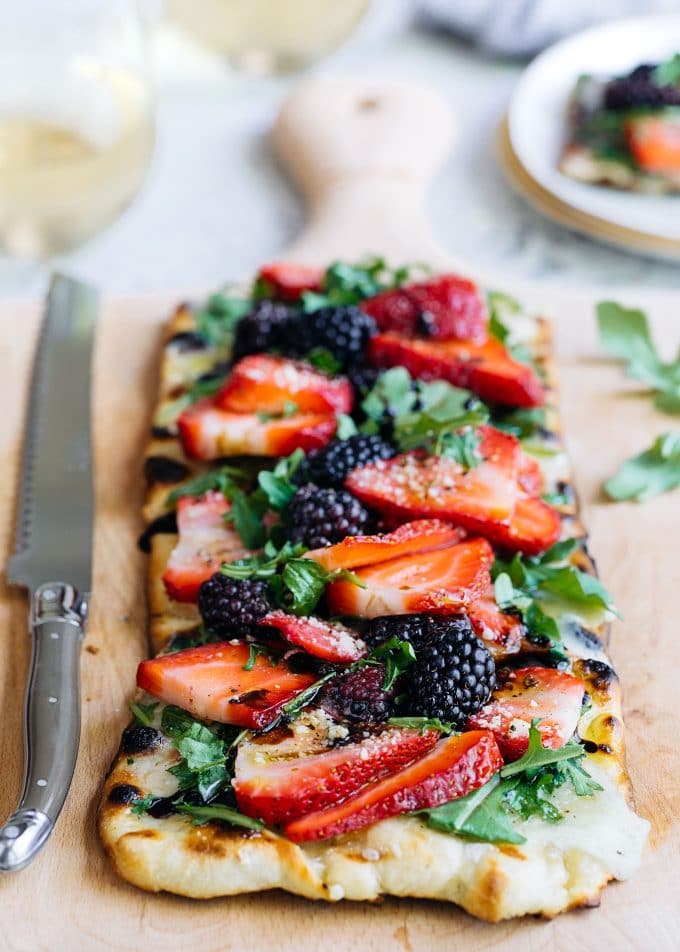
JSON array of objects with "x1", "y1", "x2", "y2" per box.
[
  {"x1": 0, "y1": 2, "x2": 155, "y2": 258},
  {"x1": 166, "y1": 0, "x2": 370, "y2": 73}
]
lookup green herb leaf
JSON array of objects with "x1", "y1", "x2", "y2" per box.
[
  {"x1": 166, "y1": 464, "x2": 252, "y2": 507},
  {"x1": 194, "y1": 294, "x2": 251, "y2": 346},
  {"x1": 305, "y1": 346, "x2": 342, "y2": 375},
  {"x1": 281, "y1": 672, "x2": 336, "y2": 720},
  {"x1": 653, "y1": 54, "x2": 680, "y2": 87},
  {"x1": 361, "y1": 366, "x2": 418, "y2": 425},
  {"x1": 500, "y1": 722, "x2": 585, "y2": 779},
  {"x1": 387, "y1": 716, "x2": 455, "y2": 735},
  {"x1": 493, "y1": 539, "x2": 615, "y2": 622},
  {"x1": 336, "y1": 413, "x2": 359, "y2": 439},
  {"x1": 257, "y1": 449, "x2": 305, "y2": 511},
  {"x1": 225, "y1": 487, "x2": 268, "y2": 548},
  {"x1": 605, "y1": 432, "x2": 680, "y2": 502},
  {"x1": 129, "y1": 700, "x2": 158, "y2": 726},
  {"x1": 597, "y1": 301, "x2": 680, "y2": 413},
  {"x1": 394, "y1": 378, "x2": 489, "y2": 456},
  {"x1": 438, "y1": 429, "x2": 482, "y2": 468},
  {"x1": 160, "y1": 705, "x2": 239, "y2": 803},
  {"x1": 492, "y1": 406, "x2": 547, "y2": 440},
  {"x1": 175, "y1": 802, "x2": 264, "y2": 832},
  {"x1": 487, "y1": 290, "x2": 521, "y2": 345},
  {"x1": 421, "y1": 774, "x2": 526, "y2": 844},
  {"x1": 131, "y1": 793, "x2": 159, "y2": 817},
  {"x1": 369, "y1": 636, "x2": 416, "y2": 690}
]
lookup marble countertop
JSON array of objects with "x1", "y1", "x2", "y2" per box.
[{"x1": 2, "y1": 15, "x2": 679, "y2": 301}]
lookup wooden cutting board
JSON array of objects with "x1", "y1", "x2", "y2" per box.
[{"x1": 0, "y1": 79, "x2": 678, "y2": 951}]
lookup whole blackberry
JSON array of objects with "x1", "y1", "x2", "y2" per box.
[
  {"x1": 198, "y1": 574, "x2": 272, "y2": 637},
  {"x1": 604, "y1": 64, "x2": 680, "y2": 110},
  {"x1": 284, "y1": 484, "x2": 370, "y2": 549},
  {"x1": 365, "y1": 613, "x2": 443, "y2": 650},
  {"x1": 231, "y1": 299, "x2": 295, "y2": 362},
  {"x1": 296, "y1": 434, "x2": 395, "y2": 489},
  {"x1": 284, "y1": 305, "x2": 377, "y2": 370},
  {"x1": 319, "y1": 665, "x2": 393, "y2": 723},
  {"x1": 399, "y1": 615, "x2": 496, "y2": 726},
  {"x1": 348, "y1": 363, "x2": 382, "y2": 400}
]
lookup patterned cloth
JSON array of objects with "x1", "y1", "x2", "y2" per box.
[{"x1": 418, "y1": 0, "x2": 680, "y2": 56}]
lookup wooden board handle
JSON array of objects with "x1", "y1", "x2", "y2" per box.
[{"x1": 274, "y1": 77, "x2": 455, "y2": 267}]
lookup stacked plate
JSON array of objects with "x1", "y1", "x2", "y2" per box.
[{"x1": 499, "y1": 14, "x2": 680, "y2": 262}]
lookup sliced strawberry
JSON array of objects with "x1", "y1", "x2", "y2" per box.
[
  {"x1": 234, "y1": 725, "x2": 439, "y2": 826},
  {"x1": 625, "y1": 114, "x2": 680, "y2": 174},
  {"x1": 368, "y1": 332, "x2": 544, "y2": 408},
  {"x1": 304, "y1": 519, "x2": 464, "y2": 572},
  {"x1": 162, "y1": 491, "x2": 249, "y2": 603},
  {"x1": 362, "y1": 274, "x2": 487, "y2": 341},
  {"x1": 260, "y1": 611, "x2": 366, "y2": 663},
  {"x1": 137, "y1": 642, "x2": 316, "y2": 730},
  {"x1": 346, "y1": 450, "x2": 519, "y2": 531},
  {"x1": 178, "y1": 398, "x2": 337, "y2": 460},
  {"x1": 257, "y1": 262, "x2": 323, "y2": 301},
  {"x1": 326, "y1": 537, "x2": 493, "y2": 618},
  {"x1": 518, "y1": 452, "x2": 544, "y2": 496},
  {"x1": 467, "y1": 666, "x2": 585, "y2": 761},
  {"x1": 216, "y1": 355, "x2": 353, "y2": 415},
  {"x1": 487, "y1": 496, "x2": 561, "y2": 556},
  {"x1": 284, "y1": 730, "x2": 502, "y2": 842},
  {"x1": 467, "y1": 596, "x2": 523, "y2": 658}
]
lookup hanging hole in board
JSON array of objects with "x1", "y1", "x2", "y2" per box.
[{"x1": 357, "y1": 97, "x2": 380, "y2": 113}]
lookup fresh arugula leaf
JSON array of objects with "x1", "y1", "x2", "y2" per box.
[
  {"x1": 194, "y1": 293, "x2": 251, "y2": 346},
  {"x1": 492, "y1": 406, "x2": 547, "y2": 440},
  {"x1": 597, "y1": 301, "x2": 680, "y2": 414},
  {"x1": 166, "y1": 464, "x2": 252, "y2": 507},
  {"x1": 653, "y1": 54, "x2": 680, "y2": 87},
  {"x1": 241, "y1": 642, "x2": 274, "y2": 672},
  {"x1": 387, "y1": 716, "x2": 455, "y2": 735},
  {"x1": 605, "y1": 432, "x2": 680, "y2": 502},
  {"x1": 369, "y1": 636, "x2": 416, "y2": 690},
  {"x1": 257, "y1": 401, "x2": 299, "y2": 423},
  {"x1": 487, "y1": 290, "x2": 521, "y2": 345},
  {"x1": 129, "y1": 700, "x2": 158, "y2": 727},
  {"x1": 131, "y1": 793, "x2": 159, "y2": 817},
  {"x1": 394, "y1": 379, "x2": 488, "y2": 456},
  {"x1": 361, "y1": 366, "x2": 417, "y2": 425},
  {"x1": 257, "y1": 449, "x2": 305, "y2": 511},
  {"x1": 301, "y1": 257, "x2": 425, "y2": 313},
  {"x1": 336, "y1": 413, "x2": 359, "y2": 439},
  {"x1": 282, "y1": 559, "x2": 363, "y2": 615},
  {"x1": 558, "y1": 757, "x2": 604, "y2": 796},
  {"x1": 222, "y1": 544, "x2": 361, "y2": 615},
  {"x1": 221, "y1": 540, "x2": 306, "y2": 580},
  {"x1": 542, "y1": 490, "x2": 571, "y2": 507},
  {"x1": 493, "y1": 540, "x2": 615, "y2": 620},
  {"x1": 175, "y1": 802, "x2": 264, "y2": 832},
  {"x1": 419, "y1": 723, "x2": 602, "y2": 843},
  {"x1": 438, "y1": 428, "x2": 482, "y2": 468},
  {"x1": 305, "y1": 346, "x2": 342, "y2": 375},
  {"x1": 161, "y1": 705, "x2": 237, "y2": 803},
  {"x1": 493, "y1": 572, "x2": 561, "y2": 646},
  {"x1": 225, "y1": 487, "x2": 268, "y2": 548},
  {"x1": 502, "y1": 771, "x2": 563, "y2": 823},
  {"x1": 281, "y1": 672, "x2": 336, "y2": 720},
  {"x1": 500, "y1": 722, "x2": 585, "y2": 779},
  {"x1": 421, "y1": 774, "x2": 526, "y2": 844}
]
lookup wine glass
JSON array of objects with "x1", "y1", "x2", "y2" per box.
[
  {"x1": 0, "y1": 0, "x2": 155, "y2": 258},
  {"x1": 165, "y1": 0, "x2": 371, "y2": 74}
]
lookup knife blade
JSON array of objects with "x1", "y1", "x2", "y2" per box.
[{"x1": 0, "y1": 274, "x2": 97, "y2": 872}]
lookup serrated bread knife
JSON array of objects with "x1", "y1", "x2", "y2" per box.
[{"x1": 0, "y1": 275, "x2": 97, "y2": 872}]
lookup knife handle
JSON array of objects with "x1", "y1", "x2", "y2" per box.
[{"x1": 0, "y1": 583, "x2": 87, "y2": 872}]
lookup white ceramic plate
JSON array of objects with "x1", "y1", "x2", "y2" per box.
[{"x1": 508, "y1": 14, "x2": 680, "y2": 241}]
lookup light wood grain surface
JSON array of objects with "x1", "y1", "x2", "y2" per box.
[{"x1": 0, "y1": 77, "x2": 679, "y2": 950}]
